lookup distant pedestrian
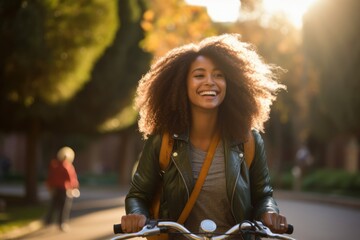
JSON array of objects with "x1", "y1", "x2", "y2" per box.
[
  {"x1": 292, "y1": 145, "x2": 313, "y2": 191},
  {"x1": 44, "y1": 146, "x2": 80, "y2": 232},
  {"x1": 295, "y1": 145, "x2": 313, "y2": 170},
  {"x1": 0, "y1": 153, "x2": 11, "y2": 180}
]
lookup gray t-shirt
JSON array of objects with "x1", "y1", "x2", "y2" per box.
[{"x1": 182, "y1": 141, "x2": 236, "y2": 237}]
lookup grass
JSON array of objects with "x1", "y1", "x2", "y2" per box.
[
  {"x1": 0, "y1": 203, "x2": 46, "y2": 234},
  {"x1": 0, "y1": 174, "x2": 118, "y2": 236}
]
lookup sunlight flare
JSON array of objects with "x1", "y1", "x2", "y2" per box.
[
  {"x1": 185, "y1": 0, "x2": 241, "y2": 23},
  {"x1": 262, "y1": 0, "x2": 318, "y2": 28},
  {"x1": 186, "y1": 0, "x2": 319, "y2": 28}
]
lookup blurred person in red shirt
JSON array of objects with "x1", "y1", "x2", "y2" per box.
[{"x1": 44, "y1": 146, "x2": 79, "y2": 232}]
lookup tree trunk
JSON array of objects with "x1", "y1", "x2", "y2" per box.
[
  {"x1": 118, "y1": 131, "x2": 136, "y2": 186},
  {"x1": 344, "y1": 136, "x2": 359, "y2": 173},
  {"x1": 25, "y1": 120, "x2": 40, "y2": 203},
  {"x1": 270, "y1": 113, "x2": 284, "y2": 186}
]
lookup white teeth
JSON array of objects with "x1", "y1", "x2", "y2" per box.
[{"x1": 199, "y1": 91, "x2": 217, "y2": 96}]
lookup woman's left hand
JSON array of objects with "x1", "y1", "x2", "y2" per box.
[{"x1": 261, "y1": 211, "x2": 288, "y2": 233}]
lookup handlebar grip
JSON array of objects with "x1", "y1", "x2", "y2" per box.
[
  {"x1": 286, "y1": 224, "x2": 294, "y2": 234},
  {"x1": 113, "y1": 224, "x2": 124, "y2": 234}
]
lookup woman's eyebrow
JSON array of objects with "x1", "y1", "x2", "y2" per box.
[
  {"x1": 190, "y1": 67, "x2": 222, "y2": 74},
  {"x1": 190, "y1": 68, "x2": 205, "y2": 73}
]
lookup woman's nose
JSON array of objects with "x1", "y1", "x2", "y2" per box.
[{"x1": 204, "y1": 74, "x2": 215, "y2": 85}]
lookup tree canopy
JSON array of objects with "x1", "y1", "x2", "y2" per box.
[
  {"x1": 140, "y1": 0, "x2": 215, "y2": 58},
  {"x1": 303, "y1": 0, "x2": 360, "y2": 140},
  {"x1": 56, "y1": 0, "x2": 151, "y2": 134},
  {"x1": 0, "y1": 0, "x2": 118, "y2": 131},
  {"x1": 0, "y1": 0, "x2": 119, "y2": 202}
]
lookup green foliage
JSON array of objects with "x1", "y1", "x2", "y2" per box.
[
  {"x1": 302, "y1": 169, "x2": 360, "y2": 196},
  {"x1": 275, "y1": 168, "x2": 360, "y2": 197},
  {"x1": 57, "y1": 0, "x2": 151, "y2": 133},
  {"x1": 0, "y1": 0, "x2": 118, "y2": 105},
  {"x1": 0, "y1": 0, "x2": 118, "y2": 132},
  {"x1": 272, "y1": 170, "x2": 294, "y2": 190},
  {"x1": 42, "y1": 0, "x2": 118, "y2": 104}
]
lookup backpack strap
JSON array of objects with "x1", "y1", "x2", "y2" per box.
[
  {"x1": 151, "y1": 132, "x2": 174, "y2": 220},
  {"x1": 244, "y1": 130, "x2": 255, "y2": 168},
  {"x1": 159, "y1": 132, "x2": 174, "y2": 171},
  {"x1": 177, "y1": 131, "x2": 220, "y2": 224}
]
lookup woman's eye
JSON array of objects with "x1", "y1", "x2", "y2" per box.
[
  {"x1": 194, "y1": 74, "x2": 204, "y2": 78},
  {"x1": 214, "y1": 73, "x2": 224, "y2": 78}
]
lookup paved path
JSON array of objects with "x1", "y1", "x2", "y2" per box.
[
  {"x1": 1, "y1": 184, "x2": 359, "y2": 240},
  {"x1": 1, "y1": 184, "x2": 132, "y2": 240},
  {"x1": 18, "y1": 206, "x2": 127, "y2": 240}
]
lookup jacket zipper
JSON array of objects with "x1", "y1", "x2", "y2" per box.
[
  {"x1": 172, "y1": 156, "x2": 190, "y2": 200},
  {"x1": 229, "y1": 146, "x2": 244, "y2": 223},
  {"x1": 230, "y1": 166, "x2": 240, "y2": 222}
]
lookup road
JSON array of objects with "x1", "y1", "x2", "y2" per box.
[
  {"x1": 277, "y1": 198, "x2": 360, "y2": 240},
  {"x1": 9, "y1": 188, "x2": 360, "y2": 240}
]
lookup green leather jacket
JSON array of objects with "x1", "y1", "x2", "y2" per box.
[{"x1": 126, "y1": 130, "x2": 279, "y2": 224}]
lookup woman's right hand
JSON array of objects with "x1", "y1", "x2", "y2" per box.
[{"x1": 120, "y1": 214, "x2": 147, "y2": 233}]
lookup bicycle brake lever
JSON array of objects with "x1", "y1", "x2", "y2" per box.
[
  {"x1": 142, "y1": 221, "x2": 162, "y2": 236},
  {"x1": 239, "y1": 221, "x2": 262, "y2": 236},
  {"x1": 253, "y1": 221, "x2": 296, "y2": 240},
  {"x1": 254, "y1": 221, "x2": 276, "y2": 237},
  {"x1": 111, "y1": 221, "x2": 162, "y2": 240},
  {"x1": 146, "y1": 220, "x2": 158, "y2": 229}
]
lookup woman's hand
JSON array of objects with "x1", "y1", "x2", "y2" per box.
[
  {"x1": 261, "y1": 211, "x2": 288, "y2": 233},
  {"x1": 121, "y1": 214, "x2": 147, "y2": 233}
]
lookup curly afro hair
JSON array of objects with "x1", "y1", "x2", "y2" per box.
[{"x1": 135, "y1": 34, "x2": 286, "y2": 142}]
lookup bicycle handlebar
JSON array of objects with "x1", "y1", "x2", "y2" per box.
[{"x1": 112, "y1": 219, "x2": 295, "y2": 240}]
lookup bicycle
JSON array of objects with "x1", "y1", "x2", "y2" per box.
[{"x1": 111, "y1": 219, "x2": 295, "y2": 240}]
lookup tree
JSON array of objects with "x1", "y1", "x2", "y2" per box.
[
  {"x1": 52, "y1": 0, "x2": 151, "y2": 134},
  {"x1": 303, "y1": 0, "x2": 360, "y2": 168},
  {"x1": 52, "y1": 0, "x2": 152, "y2": 185},
  {"x1": 303, "y1": 0, "x2": 360, "y2": 139},
  {"x1": 0, "y1": 0, "x2": 118, "y2": 202},
  {"x1": 140, "y1": 0, "x2": 216, "y2": 58}
]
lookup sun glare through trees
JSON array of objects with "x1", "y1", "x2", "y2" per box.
[{"x1": 186, "y1": 0, "x2": 319, "y2": 28}]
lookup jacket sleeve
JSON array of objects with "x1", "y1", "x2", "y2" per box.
[
  {"x1": 125, "y1": 134, "x2": 162, "y2": 218},
  {"x1": 46, "y1": 160, "x2": 57, "y2": 189},
  {"x1": 67, "y1": 163, "x2": 79, "y2": 189},
  {"x1": 249, "y1": 130, "x2": 279, "y2": 219}
]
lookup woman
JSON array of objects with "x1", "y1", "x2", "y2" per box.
[{"x1": 121, "y1": 34, "x2": 288, "y2": 239}]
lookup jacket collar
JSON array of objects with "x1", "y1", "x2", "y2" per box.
[
  {"x1": 171, "y1": 131, "x2": 189, "y2": 143},
  {"x1": 172, "y1": 130, "x2": 242, "y2": 147}
]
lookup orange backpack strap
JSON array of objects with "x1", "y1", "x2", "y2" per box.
[
  {"x1": 151, "y1": 132, "x2": 174, "y2": 220},
  {"x1": 159, "y1": 132, "x2": 174, "y2": 171},
  {"x1": 177, "y1": 131, "x2": 220, "y2": 224},
  {"x1": 244, "y1": 130, "x2": 255, "y2": 168}
]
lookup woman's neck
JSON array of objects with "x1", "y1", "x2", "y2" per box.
[{"x1": 190, "y1": 109, "x2": 218, "y2": 151}]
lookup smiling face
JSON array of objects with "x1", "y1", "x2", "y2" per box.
[{"x1": 187, "y1": 55, "x2": 226, "y2": 112}]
